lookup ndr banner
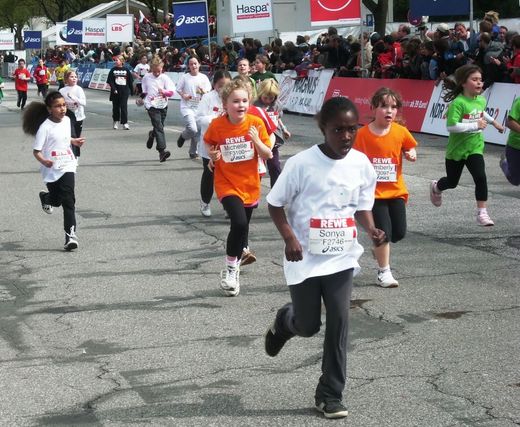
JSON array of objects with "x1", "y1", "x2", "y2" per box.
[
  {"x1": 310, "y1": 0, "x2": 361, "y2": 27},
  {"x1": 83, "y1": 19, "x2": 107, "y2": 44},
  {"x1": 0, "y1": 33, "x2": 15, "y2": 51},
  {"x1": 230, "y1": 0, "x2": 273, "y2": 34},
  {"x1": 172, "y1": 1, "x2": 208, "y2": 38},
  {"x1": 23, "y1": 31, "x2": 42, "y2": 49},
  {"x1": 106, "y1": 14, "x2": 134, "y2": 43},
  {"x1": 67, "y1": 20, "x2": 83, "y2": 44}
]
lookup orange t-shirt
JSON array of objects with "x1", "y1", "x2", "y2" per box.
[
  {"x1": 354, "y1": 122, "x2": 417, "y2": 202},
  {"x1": 204, "y1": 113, "x2": 270, "y2": 205}
]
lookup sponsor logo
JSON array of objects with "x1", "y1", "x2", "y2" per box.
[
  {"x1": 236, "y1": 3, "x2": 270, "y2": 14},
  {"x1": 175, "y1": 15, "x2": 206, "y2": 26},
  {"x1": 67, "y1": 28, "x2": 82, "y2": 36},
  {"x1": 24, "y1": 37, "x2": 41, "y2": 43},
  {"x1": 84, "y1": 27, "x2": 104, "y2": 33},
  {"x1": 111, "y1": 23, "x2": 129, "y2": 32},
  {"x1": 316, "y1": 0, "x2": 352, "y2": 12}
]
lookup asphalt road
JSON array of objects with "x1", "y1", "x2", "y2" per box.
[{"x1": 1, "y1": 81, "x2": 519, "y2": 426}]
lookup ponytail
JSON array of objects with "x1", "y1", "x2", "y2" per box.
[{"x1": 22, "y1": 91, "x2": 64, "y2": 136}]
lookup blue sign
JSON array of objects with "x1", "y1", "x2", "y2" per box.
[
  {"x1": 410, "y1": 0, "x2": 470, "y2": 16},
  {"x1": 67, "y1": 20, "x2": 83, "y2": 44},
  {"x1": 23, "y1": 31, "x2": 42, "y2": 49},
  {"x1": 76, "y1": 64, "x2": 96, "y2": 88},
  {"x1": 173, "y1": 1, "x2": 208, "y2": 38}
]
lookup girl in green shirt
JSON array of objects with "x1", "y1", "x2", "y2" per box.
[
  {"x1": 429, "y1": 64, "x2": 504, "y2": 226},
  {"x1": 500, "y1": 97, "x2": 520, "y2": 186}
]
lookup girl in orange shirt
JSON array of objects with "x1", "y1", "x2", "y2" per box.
[
  {"x1": 204, "y1": 79, "x2": 273, "y2": 297},
  {"x1": 354, "y1": 88, "x2": 417, "y2": 288}
]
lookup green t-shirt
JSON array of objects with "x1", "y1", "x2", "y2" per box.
[
  {"x1": 250, "y1": 71, "x2": 277, "y2": 84},
  {"x1": 446, "y1": 95, "x2": 486, "y2": 161},
  {"x1": 507, "y1": 97, "x2": 520, "y2": 150}
]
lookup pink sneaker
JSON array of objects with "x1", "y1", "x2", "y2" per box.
[
  {"x1": 477, "y1": 211, "x2": 494, "y2": 226},
  {"x1": 430, "y1": 180, "x2": 442, "y2": 207}
]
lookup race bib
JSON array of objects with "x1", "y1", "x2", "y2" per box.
[
  {"x1": 115, "y1": 76, "x2": 126, "y2": 86},
  {"x1": 150, "y1": 97, "x2": 168, "y2": 109},
  {"x1": 51, "y1": 148, "x2": 76, "y2": 170},
  {"x1": 372, "y1": 157, "x2": 397, "y2": 182},
  {"x1": 220, "y1": 141, "x2": 255, "y2": 163},
  {"x1": 39, "y1": 70, "x2": 45, "y2": 76},
  {"x1": 308, "y1": 217, "x2": 356, "y2": 255}
]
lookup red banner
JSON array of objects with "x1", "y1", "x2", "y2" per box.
[
  {"x1": 310, "y1": 0, "x2": 361, "y2": 26},
  {"x1": 324, "y1": 78, "x2": 435, "y2": 132}
]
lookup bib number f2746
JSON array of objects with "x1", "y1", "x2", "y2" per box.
[{"x1": 308, "y1": 217, "x2": 356, "y2": 255}]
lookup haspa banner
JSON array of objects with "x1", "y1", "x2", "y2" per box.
[
  {"x1": 230, "y1": 0, "x2": 273, "y2": 34},
  {"x1": 0, "y1": 32, "x2": 15, "y2": 51},
  {"x1": 83, "y1": 18, "x2": 107, "y2": 44},
  {"x1": 310, "y1": 0, "x2": 361, "y2": 27},
  {"x1": 324, "y1": 77, "x2": 435, "y2": 131}
]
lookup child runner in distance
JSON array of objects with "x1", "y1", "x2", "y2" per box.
[
  {"x1": 354, "y1": 87, "x2": 417, "y2": 288},
  {"x1": 23, "y1": 92, "x2": 85, "y2": 251},
  {"x1": 254, "y1": 78, "x2": 291, "y2": 188},
  {"x1": 60, "y1": 70, "x2": 86, "y2": 159},
  {"x1": 204, "y1": 79, "x2": 272, "y2": 296},
  {"x1": 196, "y1": 70, "x2": 232, "y2": 217},
  {"x1": 176, "y1": 56, "x2": 212, "y2": 159},
  {"x1": 264, "y1": 97, "x2": 385, "y2": 419},
  {"x1": 236, "y1": 58, "x2": 257, "y2": 99},
  {"x1": 13, "y1": 59, "x2": 30, "y2": 110},
  {"x1": 141, "y1": 56, "x2": 176, "y2": 162},
  {"x1": 251, "y1": 54, "x2": 277, "y2": 85},
  {"x1": 500, "y1": 97, "x2": 520, "y2": 186},
  {"x1": 430, "y1": 64, "x2": 504, "y2": 225}
]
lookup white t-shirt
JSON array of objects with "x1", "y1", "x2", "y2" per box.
[
  {"x1": 196, "y1": 90, "x2": 225, "y2": 159},
  {"x1": 176, "y1": 72, "x2": 212, "y2": 114},
  {"x1": 266, "y1": 145, "x2": 377, "y2": 285},
  {"x1": 33, "y1": 117, "x2": 76, "y2": 183},
  {"x1": 141, "y1": 73, "x2": 176, "y2": 110},
  {"x1": 59, "y1": 85, "x2": 86, "y2": 121},
  {"x1": 133, "y1": 63, "x2": 150, "y2": 81}
]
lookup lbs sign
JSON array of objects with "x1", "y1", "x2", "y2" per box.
[{"x1": 172, "y1": 1, "x2": 208, "y2": 38}]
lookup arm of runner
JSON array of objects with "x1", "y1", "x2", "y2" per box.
[
  {"x1": 268, "y1": 203, "x2": 303, "y2": 262},
  {"x1": 354, "y1": 210, "x2": 386, "y2": 246}
]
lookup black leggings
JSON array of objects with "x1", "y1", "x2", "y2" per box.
[
  {"x1": 200, "y1": 158, "x2": 214, "y2": 204},
  {"x1": 221, "y1": 196, "x2": 254, "y2": 258},
  {"x1": 17, "y1": 90, "x2": 27, "y2": 108},
  {"x1": 437, "y1": 154, "x2": 488, "y2": 201},
  {"x1": 372, "y1": 198, "x2": 407, "y2": 243},
  {"x1": 46, "y1": 172, "x2": 76, "y2": 233}
]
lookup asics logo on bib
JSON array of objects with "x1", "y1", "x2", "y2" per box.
[{"x1": 176, "y1": 15, "x2": 206, "y2": 26}]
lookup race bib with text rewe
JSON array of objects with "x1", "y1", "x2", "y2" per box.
[
  {"x1": 150, "y1": 96, "x2": 168, "y2": 109},
  {"x1": 51, "y1": 148, "x2": 76, "y2": 170},
  {"x1": 372, "y1": 157, "x2": 397, "y2": 182},
  {"x1": 308, "y1": 217, "x2": 356, "y2": 255}
]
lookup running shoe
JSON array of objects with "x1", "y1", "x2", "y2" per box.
[
  {"x1": 315, "y1": 401, "x2": 349, "y2": 419},
  {"x1": 200, "y1": 201, "x2": 211, "y2": 217},
  {"x1": 177, "y1": 134, "x2": 185, "y2": 148},
  {"x1": 64, "y1": 226, "x2": 78, "y2": 251},
  {"x1": 477, "y1": 211, "x2": 494, "y2": 226},
  {"x1": 146, "y1": 130, "x2": 154, "y2": 149},
  {"x1": 377, "y1": 269, "x2": 399, "y2": 288},
  {"x1": 159, "y1": 150, "x2": 171, "y2": 162},
  {"x1": 123, "y1": 123, "x2": 130, "y2": 130},
  {"x1": 499, "y1": 154, "x2": 508, "y2": 178},
  {"x1": 39, "y1": 191, "x2": 53, "y2": 214},
  {"x1": 264, "y1": 322, "x2": 288, "y2": 357},
  {"x1": 220, "y1": 265, "x2": 240, "y2": 296},
  {"x1": 430, "y1": 180, "x2": 442, "y2": 207},
  {"x1": 240, "y1": 247, "x2": 257, "y2": 266},
  {"x1": 113, "y1": 121, "x2": 119, "y2": 130}
]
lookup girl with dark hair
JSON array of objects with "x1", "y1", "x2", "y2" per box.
[
  {"x1": 23, "y1": 92, "x2": 85, "y2": 250},
  {"x1": 430, "y1": 65, "x2": 504, "y2": 226}
]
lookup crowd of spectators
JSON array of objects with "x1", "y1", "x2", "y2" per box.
[{"x1": 6, "y1": 9, "x2": 519, "y2": 87}]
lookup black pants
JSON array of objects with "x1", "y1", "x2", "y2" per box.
[
  {"x1": 372, "y1": 198, "x2": 407, "y2": 243},
  {"x1": 266, "y1": 145, "x2": 281, "y2": 188},
  {"x1": 17, "y1": 90, "x2": 27, "y2": 108},
  {"x1": 45, "y1": 172, "x2": 76, "y2": 234},
  {"x1": 37, "y1": 84, "x2": 48, "y2": 97},
  {"x1": 147, "y1": 107, "x2": 168, "y2": 151},
  {"x1": 275, "y1": 268, "x2": 353, "y2": 403},
  {"x1": 437, "y1": 154, "x2": 488, "y2": 201},
  {"x1": 66, "y1": 110, "x2": 83, "y2": 157},
  {"x1": 111, "y1": 89, "x2": 129, "y2": 124},
  {"x1": 221, "y1": 196, "x2": 253, "y2": 258},
  {"x1": 200, "y1": 158, "x2": 214, "y2": 204}
]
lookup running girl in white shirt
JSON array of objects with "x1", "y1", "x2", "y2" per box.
[
  {"x1": 23, "y1": 92, "x2": 85, "y2": 251},
  {"x1": 60, "y1": 70, "x2": 86, "y2": 158},
  {"x1": 264, "y1": 96, "x2": 385, "y2": 419}
]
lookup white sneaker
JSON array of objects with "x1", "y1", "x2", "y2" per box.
[
  {"x1": 113, "y1": 121, "x2": 119, "y2": 130},
  {"x1": 377, "y1": 269, "x2": 399, "y2": 288},
  {"x1": 220, "y1": 265, "x2": 240, "y2": 296},
  {"x1": 200, "y1": 201, "x2": 211, "y2": 217},
  {"x1": 64, "y1": 226, "x2": 78, "y2": 251},
  {"x1": 430, "y1": 180, "x2": 442, "y2": 207},
  {"x1": 123, "y1": 123, "x2": 130, "y2": 130},
  {"x1": 477, "y1": 211, "x2": 494, "y2": 226}
]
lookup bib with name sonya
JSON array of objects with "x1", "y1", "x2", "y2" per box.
[{"x1": 308, "y1": 217, "x2": 356, "y2": 255}]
